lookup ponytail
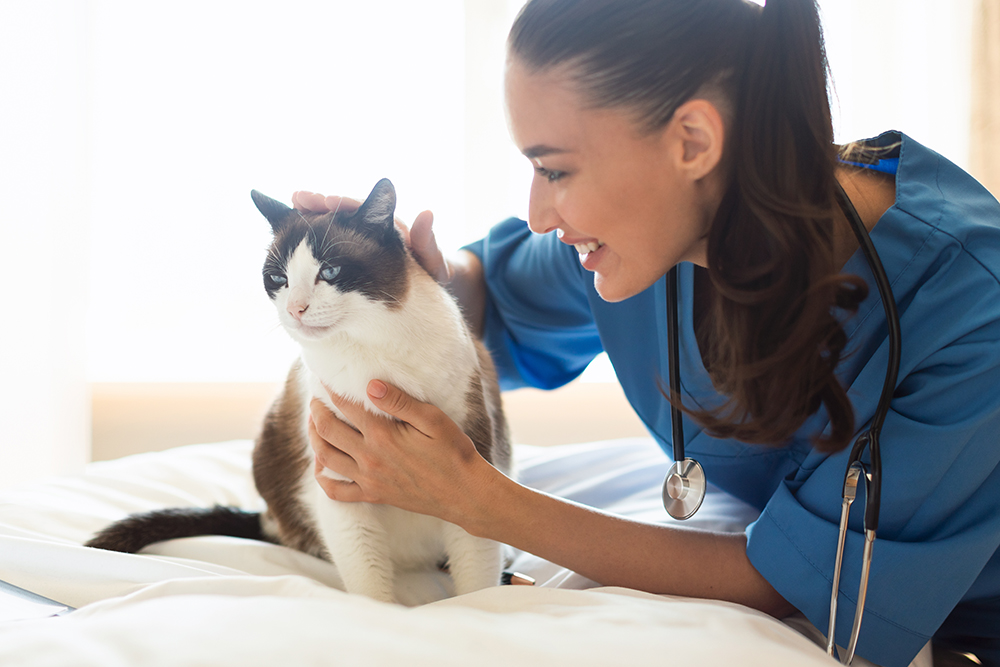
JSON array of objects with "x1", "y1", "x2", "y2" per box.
[
  {"x1": 692, "y1": 0, "x2": 867, "y2": 452},
  {"x1": 509, "y1": 0, "x2": 868, "y2": 453}
]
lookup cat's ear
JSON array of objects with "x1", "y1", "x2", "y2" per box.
[
  {"x1": 251, "y1": 190, "x2": 293, "y2": 233},
  {"x1": 353, "y1": 178, "x2": 397, "y2": 234}
]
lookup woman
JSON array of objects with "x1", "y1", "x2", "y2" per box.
[{"x1": 294, "y1": 1, "x2": 1000, "y2": 665}]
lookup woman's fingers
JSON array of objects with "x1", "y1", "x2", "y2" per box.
[
  {"x1": 363, "y1": 380, "x2": 449, "y2": 438},
  {"x1": 309, "y1": 397, "x2": 360, "y2": 440},
  {"x1": 307, "y1": 412, "x2": 359, "y2": 475},
  {"x1": 308, "y1": 401, "x2": 375, "y2": 502},
  {"x1": 291, "y1": 190, "x2": 327, "y2": 212},
  {"x1": 290, "y1": 190, "x2": 362, "y2": 214},
  {"x1": 312, "y1": 462, "x2": 366, "y2": 503},
  {"x1": 309, "y1": 383, "x2": 484, "y2": 518},
  {"x1": 318, "y1": 391, "x2": 376, "y2": 437},
  {"x1": 324, "y1": 194, "x2": 362, "y2": 214},
  {"x1": 410, "y1": 210, "x2": 452, "y2": 284},
  {"x1": 290, "y1": 190, "x2": 444, "y2": 269}
]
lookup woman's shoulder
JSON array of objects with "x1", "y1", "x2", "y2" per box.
[
  {"x1": 847, "y1": 133, "x2": 1000, "y2": 357},
  {"x1": 855, "y1": 132, "x2": 1000, "y2": 313},
  {"x1": 891, "y1": 132, "x2": 1000, "y2": 272}
]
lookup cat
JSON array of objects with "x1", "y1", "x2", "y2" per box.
[{"x1": 86, "y1": 179, "x2": 512, "y2": 604}]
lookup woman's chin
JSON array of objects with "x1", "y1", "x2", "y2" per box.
[{"x1": 593, "y1": 273, "x2": 643, "y2": 303}]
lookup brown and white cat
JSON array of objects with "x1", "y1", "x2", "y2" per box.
[{"x1": 87, "y1": 179, "x2": 511, "y2": 604}]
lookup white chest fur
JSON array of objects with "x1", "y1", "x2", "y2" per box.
[
  {"x1": 278, "y1": 240, "x2": 477, "y2": 421},
  {"x1": 275, "y1": 242, "x2": 499, "y2": 604}
]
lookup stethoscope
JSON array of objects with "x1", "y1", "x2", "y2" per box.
[{"x1": 660, "y1": 183, "x2": 900, "y2": 665}]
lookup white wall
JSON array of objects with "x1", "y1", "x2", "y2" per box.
[
  {"x1": 820, "y1": 0, "x2": 975, "y2": 168},
  {"x1": 83, "y1": 0, "x2": 469, "y2": 384},
  {"x1": 0, "y1": 2, "x2": 91, "y2": 488}
]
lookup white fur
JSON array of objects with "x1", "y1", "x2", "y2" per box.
[{"x1": 275, "y1": 239, "x2": 502, "y2": 604}]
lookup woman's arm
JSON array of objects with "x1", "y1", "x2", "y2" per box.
[{"x1": 308, "y1": 380, "x2": 797, "y2": 619}]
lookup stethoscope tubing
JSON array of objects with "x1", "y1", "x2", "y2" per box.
[
  {"x1": 665, "y1": 266, "x2": 685, "y2": 463},
  {"x1": 835, "y1": 183, "x2": 901, "y2": 533},
  {"x1": 661, "y1": 266, "x2": 707, "y2": 520},
  {"x1": 661, "y1": 183, "x2": 901, "y2": 665}
]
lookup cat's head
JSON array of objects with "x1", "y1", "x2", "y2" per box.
[{"x1": 251, "y1": 178, "x2": 409, "y2": 342}]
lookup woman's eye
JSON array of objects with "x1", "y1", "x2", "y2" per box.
[
  {"x1": 266, "y1": 273, "x2": 287, "y2": 287},
  {"x1": 534, "y1": 166, "x2": 566, "y2": 182},
  {"x1": 320, "y1": 265, "x2": 341, "y2": 281}
]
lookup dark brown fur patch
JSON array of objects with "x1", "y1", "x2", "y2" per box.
[
  {"x1": 252, "y1": 359, "x2": 328, "y2": 560},
  {"x1": 463, "y1": 340, "x2": 511, "y2": 475},
  {"x1": 85, "y1": 506, "x2": 268, "y2": 553},
  {"x1": 263, "y1": 208, "x2": 410, "y2": 310}
]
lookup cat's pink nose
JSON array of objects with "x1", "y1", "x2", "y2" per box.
[{"x1": 288, "y1": 303, "x2": 308, "y2": 321}]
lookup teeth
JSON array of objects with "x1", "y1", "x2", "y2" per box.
[{"x1": 574, "y1": 241, "x2": 604, "y2": 255}]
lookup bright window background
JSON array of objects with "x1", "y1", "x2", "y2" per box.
[
  {"x1": 78, "y1": 0, "x2": 977, "y2": 384},
  {"x1": 821, "y1": 0, "x2": 975, "y2": 165},
  {"x1": 0, "y1": 0, "x2": 979, "y2": 388},
  {"x1": 0, "y1": 0, "x2": 983, "y2": 485},
  {"x1": 85, "y1": 0, "x2": 530, "y2": 382}
]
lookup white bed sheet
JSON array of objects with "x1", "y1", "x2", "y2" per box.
[{"x1": 0, "y1": 438, "x2": 865, "y2": 666}]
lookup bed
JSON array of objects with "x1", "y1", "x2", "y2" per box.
[{"x1": 0, "y1": 437, "x2": 913, "y2": 666}]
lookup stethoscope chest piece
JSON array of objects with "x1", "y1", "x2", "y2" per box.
[{"x1": 662, "y1": 457, "x2": 707, "y2": 520}]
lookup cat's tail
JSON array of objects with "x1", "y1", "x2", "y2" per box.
[{"x1": 85, "y1": 505, "x2": 272, "y2": 553}]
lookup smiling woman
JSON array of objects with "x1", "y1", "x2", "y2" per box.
[{"x1": 505, "y1": 58, "x2": 726, "y2": 303}]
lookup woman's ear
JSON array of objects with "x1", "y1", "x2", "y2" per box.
[{"x1": 663, "y1": 98, "x2": 726, "y2": 182}]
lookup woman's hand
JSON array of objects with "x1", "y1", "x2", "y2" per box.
[
  {"x1": 292, "y1": 189, "x2": 449, "y2": 284},
  {"x1": 307, "y1": 379, "x2": 494, "y2": 526},
  {"x1": 307, "y1": 377, "x2": 794, "y2": 617},
  {"x1": 291, "y1": 189, "x2": 486, "y2": 335}
]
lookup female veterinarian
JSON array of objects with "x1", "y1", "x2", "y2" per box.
[{"x1": 296, "y1": 1, "x2": 1000, "y2": 665}]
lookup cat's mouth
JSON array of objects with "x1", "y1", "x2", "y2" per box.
[{"x1": 290, "y1": 322, "x2": 337, "y2": 340}]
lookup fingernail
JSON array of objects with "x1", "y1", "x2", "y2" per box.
[{"x1": 368, "y1": 379, "x2": 387, "y2": 399}]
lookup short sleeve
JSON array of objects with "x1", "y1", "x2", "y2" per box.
[
  {"x1": 463, "y1": 218, "x2": 603, "y2": 390},
  {"x1": 746, "y1": 264, "x2": 1000, "y2": 667}
]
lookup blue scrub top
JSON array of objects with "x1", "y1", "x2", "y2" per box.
[{"x1": 465, "y1": 132, "x2": 1000, "y2": 667}]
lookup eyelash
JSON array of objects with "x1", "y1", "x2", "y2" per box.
[{"x1": 534, "y1": 165, "x2": 566, "y2": 182}]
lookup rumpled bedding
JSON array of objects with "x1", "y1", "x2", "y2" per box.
[{"x1": 0, "y1": 438, "x2": 848, "y2": 666}]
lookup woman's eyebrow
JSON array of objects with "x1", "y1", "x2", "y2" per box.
[{"x1": 522, "y1": 144, "x2": 568, "y2": 159}]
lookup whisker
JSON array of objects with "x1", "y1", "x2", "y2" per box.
[
  {"x1": 316, "y1": 218, "x2": 332, "y2": 256},
  {"x1": 320, "y1": 238, "x2": 364, "y2": 256},
  {"x1": 378, "y1": 290, "x2": 403, "y2": 306},
  {"x1": 315, "y1": 196, "x2": 347, "y2": 255}
]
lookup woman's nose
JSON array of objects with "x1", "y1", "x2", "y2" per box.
[{"x1": 526, "y1": 179, "x2": 561, "y2": 235}]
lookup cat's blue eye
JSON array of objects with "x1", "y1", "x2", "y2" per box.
[
  {"x1": 320, "y1": 265, "x2": 341, "y2": 281},
  {"x1": 266, "y1": 273, "x2": 287, "y2": 287}
]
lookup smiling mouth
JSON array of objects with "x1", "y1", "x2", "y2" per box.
[{"x1": 574, "y1": 240, "x2": 605, "y2": 255}]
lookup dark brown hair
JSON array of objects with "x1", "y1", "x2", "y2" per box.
[{"x1": 509, "y1": 0, "x2": 867, "y2": 452}]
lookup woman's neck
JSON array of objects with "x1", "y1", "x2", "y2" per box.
[{"x1": 832, "y1": 165, "x2": 897, "y2": 269}]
